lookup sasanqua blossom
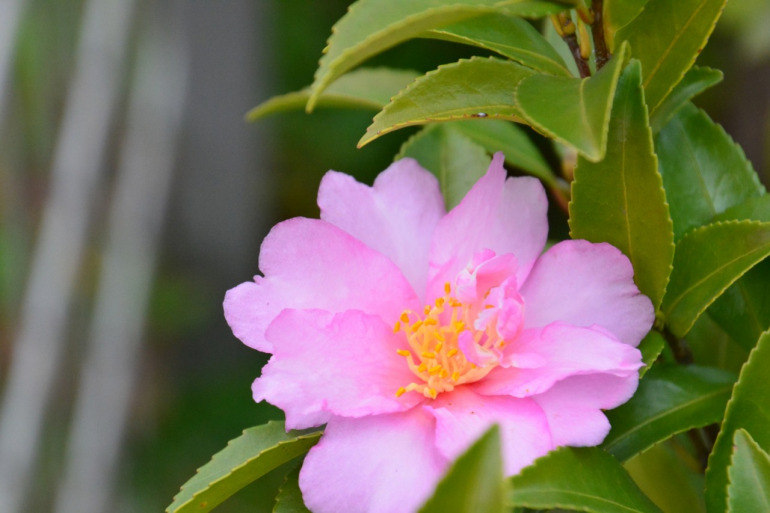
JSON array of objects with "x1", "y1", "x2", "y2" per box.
[{"x1": 224, "y1": 153, "x2": 653, "y2": 513}]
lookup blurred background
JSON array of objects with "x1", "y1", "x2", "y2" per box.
[{"x1": 0, "y1": 1, "x2": 767, "y2": 512}]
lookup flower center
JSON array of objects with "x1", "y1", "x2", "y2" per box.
[{"x1": 394, "y1": 282, "x2": 506, "y2": 399}]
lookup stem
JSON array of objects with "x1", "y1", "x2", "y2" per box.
[
  {"x1": 591, "y1": 0, "x2": 611, "y2": 69},
  {"x1": 552, "y1": 12, "x2": 591, "y2": 78},
  {"x1": 663, "y1": 327, "x2": 694, "y2": 365}
]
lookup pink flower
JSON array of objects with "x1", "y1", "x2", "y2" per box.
[{"x1": 224, "y1": 153, "x2": 653, "y2": 513}]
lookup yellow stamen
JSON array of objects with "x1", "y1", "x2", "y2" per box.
[
  {"x1": 434, "y1": 342, "x2": 443, "y2": 352},
  {"x1": 421, "y1": 351, "x2": 436, "y2": 359},
  {"x1": 393, "y1": 321, "x2": 401, "y2": 333},
  {"x1": 396, "y1": 387, "x2": 406, "y2": 397},
  {"x1": 400, "y1": 312, "x2": 410, "y2": 323},
  {"x1": 444, "y1": 282, "x2": 451, "y2": 294},
  {"x1": 396, "y1": 349, "x2": 411, "y2": 357}
]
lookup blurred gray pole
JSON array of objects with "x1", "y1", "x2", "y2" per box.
[
  {"x1": 0, "y1": 1, "x2": 135, "y2": 512},
  {"x1": 54, "y1": 15, "x2": 189, "y2": 513}
]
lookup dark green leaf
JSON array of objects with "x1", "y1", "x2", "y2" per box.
[
  {"x1": 603, "y1": 365, "x2": 735, "y2": 462},
  {"x1": 273, "y1": 467, "x2": 311, "y2": 513},
  {"x1": 604, "y1": 0, "x2": 649, "y2": 49},
  {"x1": 615, "y1": 0, "x2": 726, "y2": 113},
  {"x1": 397, "y1": 124, "x2": 491, "y2": 209},
  {"x1": 726, "y1": 429, "x2": 770, "y2": 513},
  {"x1": 661, "y1": 220, "x2": 770, "y2": 338},
  {"x1": 706, "y1": 329, "x2": 770, "y2": 512},
  {"x1": 656, "y1": 104, "x2": 764, "y2": 240},
  {"x1": 166, "y1": 421, "x2": 321, "y2": 513},
  {"x1": 638, "y1": 330, "x2": 665, "y2": 377},
  {"x1": 501, "y1": 1, "x2": 577, "y2": 18},
  {"x1": 515, "y1": 42, "x2": 628, "y2": 162},
  {"x1": 509, "y1": 446, "x2": 662, "y2": 512},
  {"x1": 427, "y1": 13, "x2": 570, "y2": 76},
  {"x1": 649, "y1": 66, "x2": 723, "y2": 133},
  {"x1": 246, "y1": 68, "x2": 420, "y2": 121},
  {"x1": 686, "y1": 312, "x2": 749, "y2": 374},
  {"x1": 360, "y1": 57, "x2": 534, "y2": 147},
  {"x1": 419, "y1": 425, "x2": 505, "y2": 513},
  {"x1": 569, "y1": 59, "x2": 674, "y2": 310},
  {"x1": 308, "y1": 0, "x2": 536, "y2": 109}
]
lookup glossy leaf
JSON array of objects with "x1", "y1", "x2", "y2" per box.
[
  {"x1": 515, "y1": 42, "x2": 628, "y2": 162},
  {"x1": 451, "y1": 120, "x2": 555, "y2": 185},
  {"x1": 360, "y1": 57, "x2": 534, "y2": 147},
  {"x1": 397, "y1": 124, "x2": 491, "y2": 209},
  {"x1": 706, "y1": 329, "x2": 770, "y2": 512},
  {"x1": 273, "y1": 468, "x2": 311, "y2": 513},
  {"x1": 638, "y1": 330, "x2": 665, "y2": 377},
  {"x1": 726, "y1": 429, "x2": 770, "y2": 513},
  {"x1": 649, "y1": 66, "x2": 723, "y2": 133},
  {"x1": 246, "y1": 68, "x2": 420, "y2": 121},
  {"x1": 604, "y1": 0, "x2": 649, "y2": 49},
  {"x1": 509, "y1": 446, "x2": 662, "y2": 513},
  {"x1": 656, "y1": 104, "x2": 764, "y2": 240},
  {"x1": 661, "y1": 220, "x2": 770, "y2": 338},
  {"x1": 166, "y1": 422, "x2": 321, "y2": 513},
  {"x1": 570, "y1": 60, "x2": 674, "y2": 310},
  {"x1": 603, "y1": 364, "x2": 735, "y2": 462},
  {"x1": 308, "y1": 0, "x2": 532, "y2": 109},
  {"x1": 624, "y1": 440, "x2": 707, "y2": 513},
  {"x1": 427, "y1": 13, "x2": 571, "y2": 76},
  {"x1": 419, "y1": 425, "x2": 505, "y2": 513},
  {"x1": 615, "y1": 0, "x2": 727, "y2": 113}
]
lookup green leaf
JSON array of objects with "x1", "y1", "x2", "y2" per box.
[
  {"x1": 419, "y1": 425, "x2": 505, "y2": 513},
  {"x1": 515, "y1": 42, "x2": 628, "y2": 162},
  {"x1": 603, "y1": 364, "x2": 735, "y2": 462},
  {"x1": 397, "y1": 124, "x2": 491, "y2": 209},
  {"x1": 686, "y1": 312, "x2": 749, "y2": 374},
  {"x1": 649, "y1": 66, "x2": 723, "y2": 133},
  {"x1": 706, "y1": 329, "x2": 770, "y2": 512},
  {"x1": 426, "y1": 13, "x2": 571, "y2": 76},
  {"x1": 500, "y1": 1, "x2": 577, "y2": 18},
  {"x1": 569, "y1": 59, "x2": 674, "y2": 311},
  {"x1": 273, "y1": 467, "x2": 311, "y2": 513},
  {"x1": 727, "y1": 429, "x2": 770, "y2": 513},
  {"x1": 604, "y1": 0, "x2": 649, "y2": 49},
  {"x1": 656, "y1": 104, "x2": 765, "y2": 240},
  {"x1": 360, "y1": 57, "x2": 534, "y2": 147},
  {"x1": 615, "y1": 0, "x2": 727, "y2": 113},
  {"x1": 660, "y1": 220, "x2": 770, "y2": 338},
  {"x1": 246, "y1": 68, "x2": 420, "y2": 121},
  {"x1": 714, "y1": 194, "x2": 770, "y2": 223},
  {"x1": 451, "y1": 120, "x2": 555, "y2": 186},
  {"x1": 509, "y1": 446, "x2": 662, "y2": 513},
  {"x1": 308, "y1": 0, "x2": 535, "y2": 109},
  {"x1": 638, "y1": 330, "x2": 665, "y2": 377},
  {"x1": 166, "y1": 421, "x2": 321, "y2": 513}
]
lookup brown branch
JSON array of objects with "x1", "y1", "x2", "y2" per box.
[
  {"x1": 552, "y1": 13, "x2": 591, "y2": 78},
  {"x1": 591, "y1": 0, "x2": 611, "y2": 70}
]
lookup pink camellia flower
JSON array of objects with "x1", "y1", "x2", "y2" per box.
[{"x1": 224, "y1": 153, "x2": 653, "y2": 513}]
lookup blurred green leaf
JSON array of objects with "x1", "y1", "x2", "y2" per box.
[
  {"x1": 360, "y1": 57, "x2": 534, "y2": 147},
  {"x1": 656, "y1": 104, "x2": 764, "y2": 240},
  {"x1": 638, "y1": 330, "x2": 665, "y2": 377},
  {"x1": 166, "y1": 422, "x2": 321, "y2": 513},
  {"x1": 726, "y1": 429, "x2": 770, "y2": 513},
  {"x1": 501, "y1": 1, "x2": 577, "y2": 18},
  {"x1": 247, "y1": 68, "x2": 420, "y2": 121},
  {"x1": 570, "y1": 59, "x2": 674, "y2": 311},
  {"x1": 706, "y1": 329, "x2": 770, "y2": 512},
  {"x1": 603, "y1": 364, "x2": 735, "y2": 462},
  {"x1": 615, "y1": 0, "x2": 727, "y2": 113},
  {"x1": 515, "y1": 42, "x2": 627, "y2": 162},
  {"x1": 604, "y1": 0, "x2": 649, "y2": 49},
  {"x1": 273, "y1": 468, "x2": 311, "y2": 513},
  {"x1": 426, "y1": 13, "x2": 571, "y2": 76},
  {"x1": 419, "y1": 426, "x2": 505, "y2": 513},
  {"x1": 308, "y1": 0, "x2": 541, "y2": 109},
  {"x1": 398, "y1": 124, "x2": 491, "y2": 209},
  {"x1": 624, "y1": 440, "x2": 706, "y2": 513},
  {"x1": 649, "y1": 66, "x2": 723, "y2": 133},
  {"x1": 686, "y1": 312, "x2": 749, "y2": 374},
  {"x1": 661, "y1": 220, "x2": 770, "y2": 338},
  {"x1": 509, "y1": 446, "x2": 662, "y2": 512}
]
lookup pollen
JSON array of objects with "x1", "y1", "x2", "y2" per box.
[{"x1": 393, "y1": 283, "x2": 504, "y2": 400}]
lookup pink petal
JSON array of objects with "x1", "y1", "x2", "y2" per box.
[
  {"x1": 519, "y1": 240, "x2": 654, "y2": 346},
  {"x1": 253, "y1": 309, "x2": 423, "y2": 429},
  {"x1": 475, "y1": 323, "x2": 642, "y2": 398},
  {"x1": 299, "y1": 410, "x2": 446, "y2": 513},
  {"x1": 427, "y1": 152, "x2": 548, "y2": 299},
  {"x1": 318, "y1": 159, "x2": 445, "y2": 298},
  {"x1": 427, "y1": 387, "x2": 552, "y2": 476},
  {"x1": 224, "y1": 218, "x2": 420, "y2": 352},
  {"x1": 532, "y1": 373, "x2": 639, "y2": 446}
]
